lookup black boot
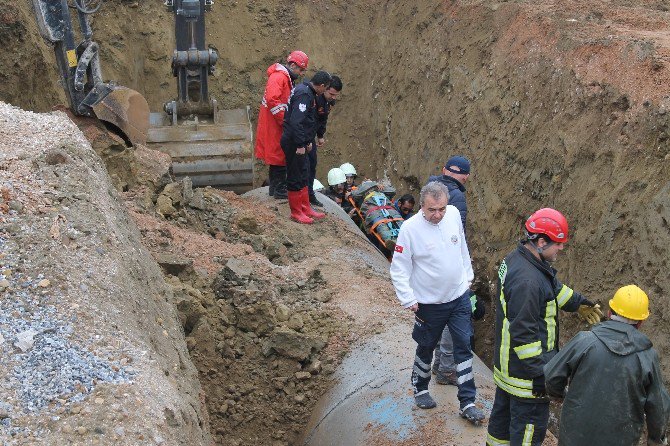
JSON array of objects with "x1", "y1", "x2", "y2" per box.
[
  {"x1": 268, "y1": 165, "x2": 277, "y2": 196},
  {"x1": 273, "y1": 166, "x2": 288, "y2": 199},
  {"x1": 309, "y1": 194, "x2": 323, "y2": 207}
]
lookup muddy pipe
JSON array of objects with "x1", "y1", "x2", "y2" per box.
[{"x1": 297, "y1": 323, "x2": 500, "y2": 445}]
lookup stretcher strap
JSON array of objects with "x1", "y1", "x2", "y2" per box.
[
  {"x1": 348, "y1": 196, "x2": 364, "y2": 221},
  {"x1": 366, "y1": 205, "x2": 395, "y2": 213},
  {"x1": 369, "y1": 217, "x2": 404, "y2": 232}
]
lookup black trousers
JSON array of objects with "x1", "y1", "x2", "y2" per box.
[
  {"x1": 280, "y1": 137, "x2": 308, "y2": 192},
  {"x1": 268, "y1": 165, "x2": 287, "y2": 195},
  {"x1": 487, "y1": 386, "x2": 549, "y2": 446}
]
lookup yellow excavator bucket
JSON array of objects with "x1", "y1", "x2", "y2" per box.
[
  {"x1": 91, "y1": 86, "x2": 150, "y2": 147},
  {"x1": 147, "y1": 108, "x2": 254, "y2": 193}
]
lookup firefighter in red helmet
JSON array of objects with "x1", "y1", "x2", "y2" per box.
[{"x1": 486, "y1": 208, "x2": 603, "y2": 446}]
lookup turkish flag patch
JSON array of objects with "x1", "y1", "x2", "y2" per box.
[{"x1": 395, "y1": 245, "x2": 404, "y2": 253}]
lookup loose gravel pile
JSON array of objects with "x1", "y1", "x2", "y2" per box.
[
  {"x1": 0, "y1": 102, "x2": 211, "y2": 445},
  {"x1": 0, "y1": 235, "x2": 133, "y2": 439}
]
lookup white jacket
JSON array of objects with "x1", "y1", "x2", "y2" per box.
[{"x1": 390, "y1": 206, "x2": 473, "y2": 308}]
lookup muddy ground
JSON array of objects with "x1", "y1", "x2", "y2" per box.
[{"x1": 2, "y1": 0, "x2": 670, "y2": 444}]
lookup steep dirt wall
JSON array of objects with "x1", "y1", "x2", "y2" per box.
[{"x1": 308, "y1": 0, "x2": 670, "y2": 365}]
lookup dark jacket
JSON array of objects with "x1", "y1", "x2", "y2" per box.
[
  {"x1": 544, "y1": 321, "x2": 670, "y2": 446},
  {"x1": 427, "y1": 175, "x2": 466, "y2": 230},
  {"x1": 323, "y1": 188, "x2": 344, "y2": 205},
  {"x1": 315, "y1": 94, "x2": 334, "y2": 139},
  {"x1": 492, "y1": 243, "x2": 587, "y2": 400},
  {"x1": 281, "y1": 81, "x2": 318, "y2": 148}
]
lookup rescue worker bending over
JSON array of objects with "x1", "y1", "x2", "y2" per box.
[
  {"x1": 322, "y1": 167, "x2": 347, "y2": 206},
  {"x1": 544, "y1": 285, "x2": 670, "y2": 446},
  {"x1": 340, "y1": 162, "x2": 358, "y2": 192},
  {"x1": 487, "y1": 208, "x2": 603, "y2": 446}
]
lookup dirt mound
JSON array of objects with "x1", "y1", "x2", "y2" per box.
[
  {"x1": 0, "y1": 100, "x2": 403, "y2": 445},
  {"x1": 0, "y1": 102, "x2": 210, "y2": 445},
  {"x1": 121, "y1": 173, "x2": 401, "y2": 445}
]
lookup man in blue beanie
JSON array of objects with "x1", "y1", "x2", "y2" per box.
[{"x1": 426, "y1": 156, "x2": 471, "y2": 231}]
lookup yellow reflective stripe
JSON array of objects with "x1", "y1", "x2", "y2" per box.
[
  {"x1": 486, "y1": 433, "x2": 511, "y2": 445},
  {"x1": 556, "y1": 285, "x2": 574, "y2": 308},
  {"x1": 522, "y1": 424, "x2": 535, "y2": 445},
  {"x1": 513, "y1": 340, "x2": 542, "y2": 359},
  {"x1": 498, "y1": 260, "x2": 508, "y2": 283},
  {"x1": 66, "y1": 49, "x2": 77, "y2": 68},
  {"x1": 494, "y1": 367, "x2": 533, "y2": 390},
  {"x1": 545, "y1": 300, "x2": 557, "y2": 350},
  {"x1": 493, "y1": 368, "x2": 534, "y2": 398},
  {"x1": 499, "y1": 288, "x2": 507, "y2": 317},
  {"x1": 501, "y1": 318, "x2": 510, "y2": 375}
]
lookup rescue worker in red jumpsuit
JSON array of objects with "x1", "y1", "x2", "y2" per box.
[{"x1": 255, "y1": 50, "x2": 309, "y2": 199}]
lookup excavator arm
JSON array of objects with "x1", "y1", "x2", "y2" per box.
[
  {"x1": 147, "y1": 0, "x2": 254, "y2": 192},
  {"x1": 32, "y1": 0, "x2": 150, "y2": 146}
]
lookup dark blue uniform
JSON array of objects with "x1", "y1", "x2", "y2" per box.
[
  {"x1": 308, "y1": 95, "x2": 334, "y2": 197},
  {"x1": 427, "y1": 174, "x2": 467, "y2": 232},
  {"x1": 280, "y1": 82, "x2": 319, "y2": 191}
]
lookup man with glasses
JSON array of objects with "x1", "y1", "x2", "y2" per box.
[{"x1": 390, "y1": 181, "x2": 485, "y2": 425}]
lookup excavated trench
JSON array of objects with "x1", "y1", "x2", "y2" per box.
[{"x1": 2, "y1": 0, "x2": 670, "y2": 445}]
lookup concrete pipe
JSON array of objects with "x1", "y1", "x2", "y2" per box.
[{"x1": 298, "y1": 323, "x2": 498, "y2": 445}]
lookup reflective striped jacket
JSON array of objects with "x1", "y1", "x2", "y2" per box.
[{"x1": 492, "y1": 243, "x2": 586, "y2": 399}]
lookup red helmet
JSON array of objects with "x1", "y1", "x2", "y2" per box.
[
  {"x1": 287, "y1": 50, "x2": 309, "y2": 69},
  {"x1": 525, "y1": 208, "x2": 569, "y2": 243}
]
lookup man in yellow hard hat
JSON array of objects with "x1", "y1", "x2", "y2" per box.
[{"x1": 544, "y1": 285, "x2": 670, "y2": 446}]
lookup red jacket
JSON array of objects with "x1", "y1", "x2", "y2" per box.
[{"x1": 255, "y1": 63, "x2": 294, "y2": 166}]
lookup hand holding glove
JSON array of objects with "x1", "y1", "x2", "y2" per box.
[{"x1": 577, "y1": 299, "x2": 603, "y2": 325}]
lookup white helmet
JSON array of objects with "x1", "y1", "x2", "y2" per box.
[
  {"x1": 327, "y1": 168, "x2": 347, "y2": 186},
  {"x1": 340, "y1": 163, "x2": 357, "y2": 177},
  {"x1": 313, "y1": 179, "x2": 325, "y2": 192}
]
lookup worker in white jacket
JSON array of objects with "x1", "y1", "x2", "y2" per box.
[{"x1": 390, "y1": 181, "x2": 484, "y2": 425}]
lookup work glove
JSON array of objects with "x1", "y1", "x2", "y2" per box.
[
  {"x1": 472, "y1": 294, "x2": 486, "y2": 321},
  {"x1": 648, "y1": 436, "x2": 668, "y2": 445},
  {"x1": 577, "y1": 299, "x2": 604, "y2": 325},
  {"x1": 532, "y1": 375, "x2": 547, "y2": 398}
]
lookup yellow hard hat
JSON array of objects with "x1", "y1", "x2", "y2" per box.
[{"x1": 609, "y1": 285, "x2": 649, "y2": 321}]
